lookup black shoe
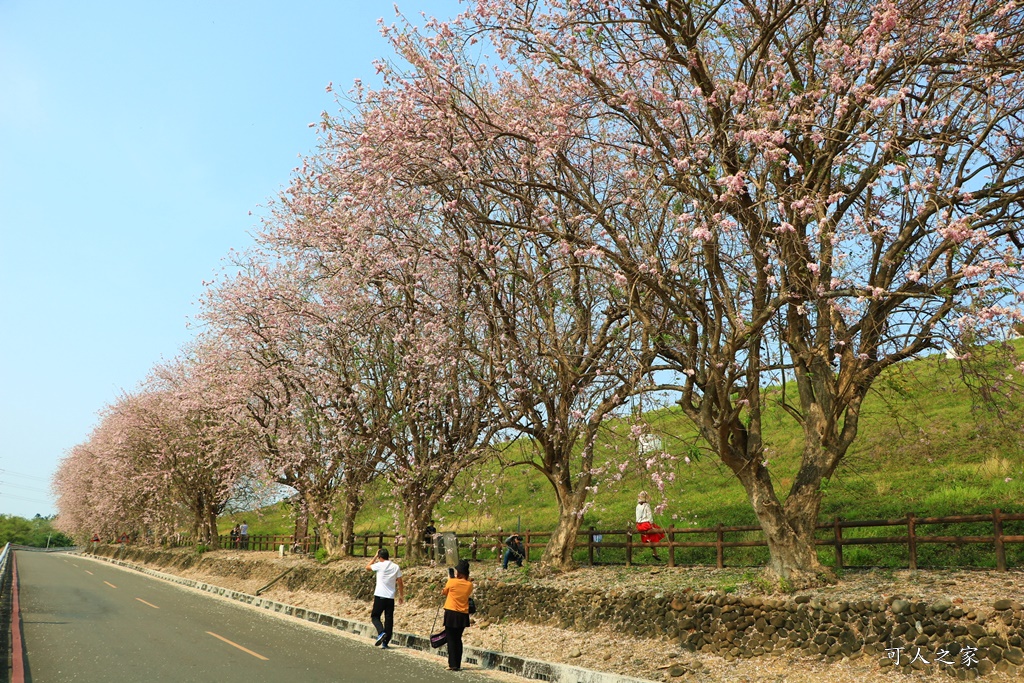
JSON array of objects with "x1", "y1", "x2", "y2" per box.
[{"x1": 381, "y1": 644, "x2": 390, "y2": 650}]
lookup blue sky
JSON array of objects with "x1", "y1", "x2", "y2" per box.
[{"x1": 0, "y1": 0, "x2": 463, "y2": 519}]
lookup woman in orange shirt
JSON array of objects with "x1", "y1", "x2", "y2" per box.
[{"x1": 441, "y1": 559, "x2": 473, "y2": 671}]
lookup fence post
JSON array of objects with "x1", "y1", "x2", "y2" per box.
[
  {"x1": 588, "y1": 526, "x2": 595, "y2": 567},
  {"x1": 716, "y1": 524, "x2": 725, "y2": 569},
  {"x1": 377, "y1": 531, "x2": 384, "y2": 556},
  {"x1": 626, "y1": 529, "x2": 634, "y2": 566},
  {"x1": 907, "y1": 513, "x2": 917, "y2": 571},
  {"x1": 994, "y1": 508, "x2": 1006, "y2": 572},
  {"x1": 472, "y1": 531, "x2": 479, "y2": 561},
  {"x1": 833, "y1": 516, "x2": 843, "y2": 569},
  {"x1": 363, "y1": 534, "x2": 369, "y2": 557},
  {"x1": 667, "y1": 526, "x2": 676, "y2": 568},
  {"x1": 524, "y1": 530, "x2": 531, "y2": 563}
]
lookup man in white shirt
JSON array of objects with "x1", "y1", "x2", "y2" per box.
[{"x1": 366, "y1": 548, "x2": 404, "y2": 648}]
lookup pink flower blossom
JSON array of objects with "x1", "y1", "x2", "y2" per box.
[
  {"x1": 691, "y1": 227, "x2": 712, "y2": 242},
  {"x1": 973, "y1": 33, "x2": 998, "y2": 50}
]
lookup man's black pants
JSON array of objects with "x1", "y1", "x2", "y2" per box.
[{"x1": 371, "y1": 596, "x2": 395, "y2": 645}]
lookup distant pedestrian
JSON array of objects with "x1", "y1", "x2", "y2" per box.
[
  {"x1": 90, "y1": 533, "x2": 100, "y2": 554},
  {"x1": 229, "y1": 525, "x2": 240, "y2": 548},
  {"x1": 502, "y1": 533, "x2": 525, "y2": 569},
  {"x1": 239, "y1": 521, "x2": 249, "y2": 550},
  {"x1": 441, "y1": 559, "x2": 473, "y2": 671},
  {"x1": 366, "y1": 548, "x2": 404, "y2": 649},
  {"x1": 635, "y1": 491, "x2": 665, "y2": 560},
  {"x1": 424, "y1": 519, "x2": 437, "y2": 558}
]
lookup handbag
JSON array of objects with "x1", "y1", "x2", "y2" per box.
[{"x1": 429, "y1": 604, "x2": 447, "y2": 648}]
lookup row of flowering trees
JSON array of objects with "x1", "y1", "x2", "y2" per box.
[{"x1": 54, "y1": 0, "x2": 1024, "y2": 584}]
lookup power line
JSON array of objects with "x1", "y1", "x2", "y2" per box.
[
  {"x1": 0, "y1": 481, "x2": 50, "y2": 494},
  {"x1": 0, "y1": 491, "x2": 50, "y2": 505},
  {"x1": 0, "y1": 468, "x2": 49, "y2": 482}
]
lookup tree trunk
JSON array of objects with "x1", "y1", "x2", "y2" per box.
[
  {"x1": 403, "y1": 506, "x2": 435, "y2": 563},
  {"x1": 293, "y1": 504, "x2": 309, "y2": 550},
  {"x1": 398, "y1": 477, "x2": 445, "y2": 563},
  {"x1": 303, "y1": 492, "x2": 339, "y2": 556},
  {"x1": 191, "y1": 496, "x2": 204, "y2": 547},
  {"x1": 737, "y1": 457, "x2": 830, "y2": 587},
  {"x1": 204, "y1": 503, "x2": 219, "y2": 547},
  {"x1": 540, "y1": 484, "x2": 586, "y2": 570},
  {"x1": 339, "y1": 489, "x2": 361, "y2": 556},
  {"x1": 313, "y1": 518, "x2": 339, "y2": 556}
]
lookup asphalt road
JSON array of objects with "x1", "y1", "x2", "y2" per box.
[{"x1": 15, "y1": 550, "x2": 460, "y2": 683}]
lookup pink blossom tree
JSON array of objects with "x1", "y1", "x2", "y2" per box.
[
  {"x1": 473, "y1": 0, "x2": 1024, "y2": 584},
  {"x1": 53, "y1": 349, "x2": 247, "y2": 546},
  {"x1": 137, "y1": 351, "x2": 251, "y2": 545},
  {"x1": 344, "y1": 0, "x2": 1024, "y2": 583},
  {"x1": 263, "y1": 134, "x2": 505, "y2": 561},
  {"x1": 283, "y1": 12, "x2": 657, "y2": 570},
  {"x1": 199, "y1": 257, "x2": 389, "y2": 556}
]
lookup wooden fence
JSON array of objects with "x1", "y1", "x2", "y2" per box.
[
  {"x1": 341, "y1": 509, "x2": 1024, "y2": 570},
  {"x1": 215, "y1": 534, "x2": 320, "y2": 554},
  {"x1": 209, "y1": 508, "x2": 1024, "y2": 571}
]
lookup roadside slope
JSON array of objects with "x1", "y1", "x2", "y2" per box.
[{"x1": 89, "y1": 546, "x2": 1024, "y2": 681}]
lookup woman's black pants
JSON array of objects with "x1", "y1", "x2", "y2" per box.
[{"x1": 443, "y1": 609, "x2": 470, "y2": 669}]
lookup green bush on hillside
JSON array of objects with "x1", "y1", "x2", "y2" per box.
[{"x1": 0, "y1": 514, "x2": 74, "y2": 548}]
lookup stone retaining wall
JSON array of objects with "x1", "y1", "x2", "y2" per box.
[{"x1": 95, "y1": 547, "x2": 1023, "y2": 678}]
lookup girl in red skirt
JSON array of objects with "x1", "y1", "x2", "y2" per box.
[{"x1": 635, "y1": 490, "x2": 665, "y2": 559}]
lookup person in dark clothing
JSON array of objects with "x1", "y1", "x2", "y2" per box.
[
  {"x1": 502, "y1": 533, "x2": 525, "y2": 569},
  {"x1": 423, "y1": 520, "x2": 437, "y2": 559}
]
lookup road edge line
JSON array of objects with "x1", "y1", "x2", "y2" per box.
[{"x1": 10, "y1": 553, "x2": 26, "y2": 683}]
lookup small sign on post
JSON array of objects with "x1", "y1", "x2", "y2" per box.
[
  {"x1": 434, "y1": 532, "x2": 459, "y2": 567},
  {"x1": 638, "y1": 433, "x2": 662, "y2": 454}
]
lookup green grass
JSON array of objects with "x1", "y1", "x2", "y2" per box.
[{"x1": 225, "y1": 342, "x2": 1024, "y2": 567}]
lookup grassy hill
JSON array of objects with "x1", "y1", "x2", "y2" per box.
[{"x1": 223, "y1": 342, "x2": 1024, "y2": 568}]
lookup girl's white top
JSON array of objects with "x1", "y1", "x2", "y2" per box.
[{"x1": 635, "y1": 502, "x2": 653, "y2": 524}]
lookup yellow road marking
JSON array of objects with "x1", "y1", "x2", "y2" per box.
[
  {"x1": 84, "y1": 570, "x2": 93, "y2": 575},
  {"x1": 104, "y1": 581, "x2": 117, "y2": 589},
  {"x1": 135, "y1": 598, "x2": 159, "y2": 609},
  {"x1": 206, "y1": 632, "x2": 269, "y2": 661}
]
